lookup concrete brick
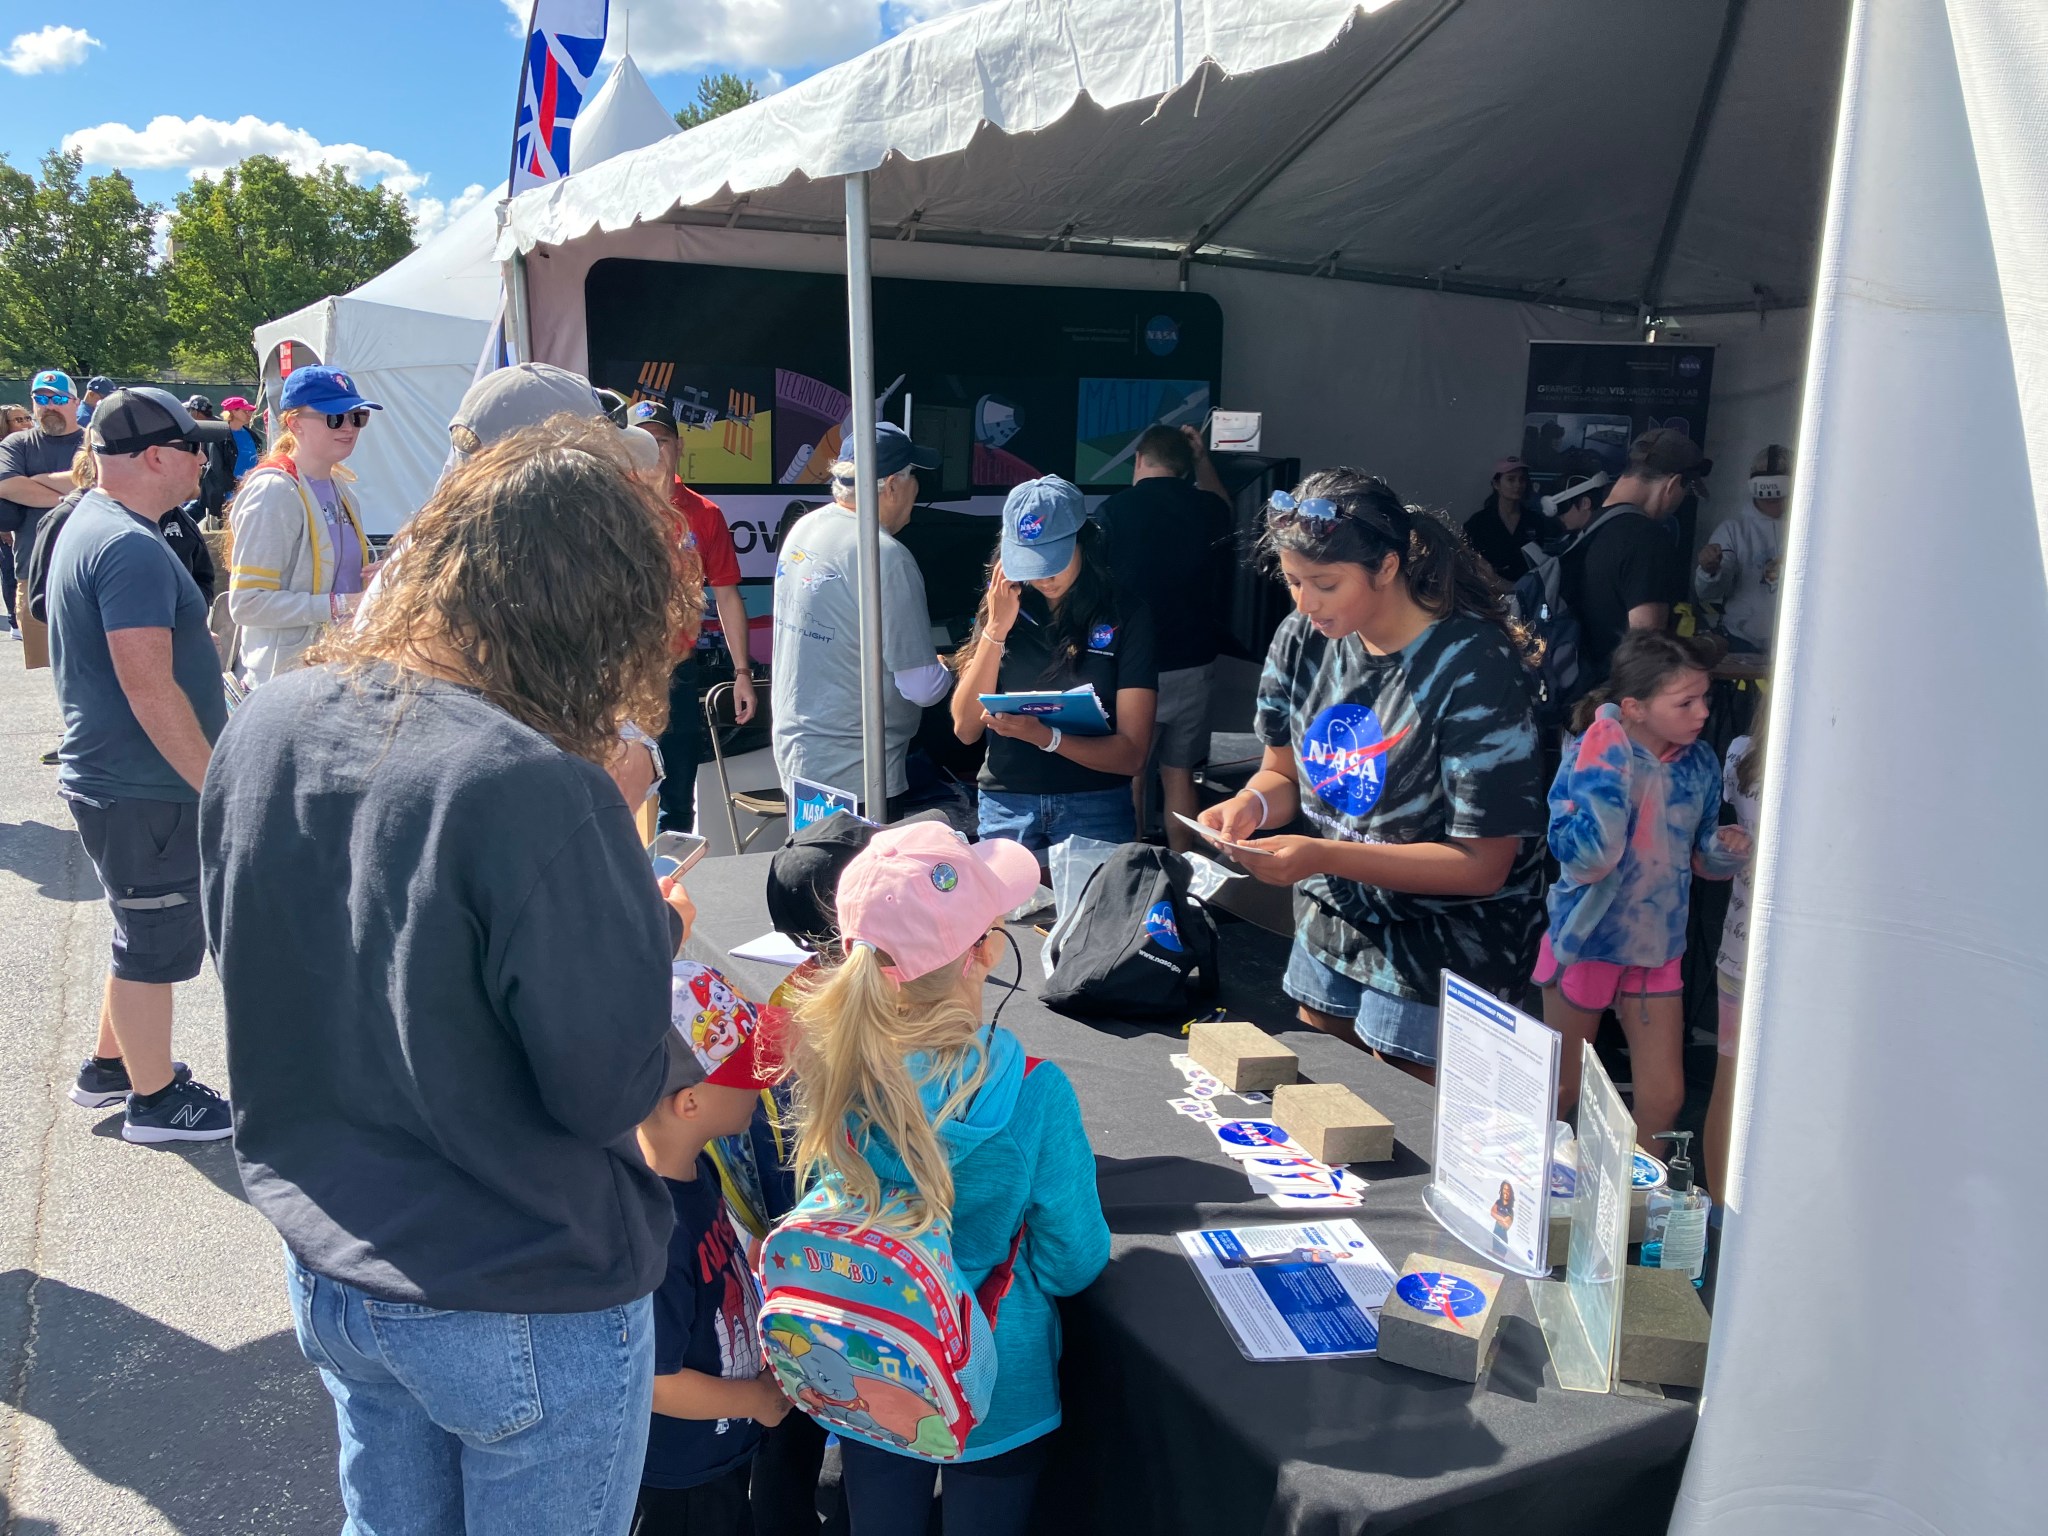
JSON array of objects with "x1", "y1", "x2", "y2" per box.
[
  {"x1": 1617, "y1": 1265, "x2": 1712, "y2": 1388},
  {"x1": 1272, "y1": 1082, "x2": 1394, "y2": 1164},
  {"x1": 1375, "y1": 1254, "x2": 1507, "y2": 1382},
  {"x1": 1187, "y1": 1019, "x2": 1298, "y2": 1093}
]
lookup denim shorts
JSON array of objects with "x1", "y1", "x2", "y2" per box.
[
  {"x1": 64, "y1": 790, "x2": 206, "y2": 985},
  {"x1": 977, "y1": 784, "x2": 1134, "y2": 855},
  {"x1": 1282, "y1": 939, "x2": 1444, "y2": 1065}
]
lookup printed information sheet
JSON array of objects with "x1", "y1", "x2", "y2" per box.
[
  {"x1": 1423, "y1": 972, "x2": 1562, "y2": 1277},
  {"x1": 1176, "y1": 1220, "x2": 1397, "y2": 1361}
]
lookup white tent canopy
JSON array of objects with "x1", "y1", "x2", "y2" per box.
[{"x1": 252, "y1": 51, "x2": 680, "y2": 533}]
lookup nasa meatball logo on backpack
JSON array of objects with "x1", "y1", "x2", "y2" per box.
[
  {"x1": 1300, "y1": 703, "x2": 1410, "y2": 817},
  {"x1": 1143, "y1": 900, "x2": 1182, "y2": 953},
  {"x1": 1088, "y1": 622, "x2": 1117, "y2": 653}
]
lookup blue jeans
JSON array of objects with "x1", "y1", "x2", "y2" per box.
[
  {"x1": 1281, "y1": 939, "x2": 1444, "y2": 1066},
  {"x1": 977, "y1": 785, "x2": 1134, "y2": 855},
  {"x1": 285, "y1": 1248, "x2": 654, "y2": 1536}
]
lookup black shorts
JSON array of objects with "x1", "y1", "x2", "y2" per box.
[{"x1": 64, "y1": 791, "x2": 207, "y2": 985}]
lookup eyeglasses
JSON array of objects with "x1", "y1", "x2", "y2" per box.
[
  {"x1": 324, "y1": 410, "x2": 373, "y2": 430},
  {"x1": 31, "y1": 392, "x2": 72, "y2": 406},
  {"x1": 1266, "y1": 490, "x2": 1340, "y2": 524}
]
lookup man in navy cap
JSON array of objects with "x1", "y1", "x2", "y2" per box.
[
  {"x1": 770, "y1": 423, "x2": 950, "y2": 810},
  {"x1": 47, "y1": 387, "x2": 236, "y2": 1142},
  {"x1": 78, "y1": 376, "x2": 115, "y2": 429}
]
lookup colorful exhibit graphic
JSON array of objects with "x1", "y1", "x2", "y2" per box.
[
  {"x1": 627, "y1": 360, "x2": 775, "y2": 484},
  {"x1": 1076, "y1": 378, "x2": 1212, "y2": 485}
]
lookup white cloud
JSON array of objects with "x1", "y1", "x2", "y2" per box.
[
  {"x1": 64, "y1": 114, "x2": 429, "y2": 194},
  {"x1": 514, "y1": 1, "x2": 882, "y2": 74},
  {"x1": 411, "y1": 182, "x2": 491, "y2": 240},
  {"x1": 2, "y1": 24, "x2": 101, "y2": 75}
]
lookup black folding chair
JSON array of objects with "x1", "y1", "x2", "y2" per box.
[{"x1": 701, "y1": 679, "x2": 788, "y2": 853}]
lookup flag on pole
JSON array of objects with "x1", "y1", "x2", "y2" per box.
[{"x1": 510, "y1": 0, "x2": 611, "y2": 193}]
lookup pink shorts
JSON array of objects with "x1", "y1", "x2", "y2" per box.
[{"x1": 1533, "y1": 933, "x2": 1683, "y2": 1013}]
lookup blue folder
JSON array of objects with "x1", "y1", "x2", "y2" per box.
[{"x1": 977, "y1": 685, "x2": 1113, "y2": 736}]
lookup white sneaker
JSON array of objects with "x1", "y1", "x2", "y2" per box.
[{"x1": 4, "y1": 624, "x2": 20, "y2": 640}]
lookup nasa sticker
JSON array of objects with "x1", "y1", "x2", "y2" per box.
[
  {"x1": 1550, "y1": 1161, "x2": 1579, "y2": 1199},
  {"x1": 1144, "y1": 900, "x2": 1182, "y2": 953},
  {"x1": 1299, "y1": 703, "x2": 1408, "y2": 817},
  {"x1": 930, "y1": 863, "x2": 960, "y2": 893},
  {"x1": 1395, "y1": 1271, "x2": 1487, "y2": 1327},
  {"x1": 1016, "y1": 511, "x2": 1045, "y2": 542},
  {"x1": 1089, "y1": 622, "x2": 1116, "y2": 651},
  {"x1": 1632, "y1": 1151, "x2": 1667, "y2": 1191},
  {"x1": 1211, "y1": 1120, "x2": 1306, "y2": 1158},
  {"x1": 1145, "y1": 314, "x2": 1181, "y2": 356}
]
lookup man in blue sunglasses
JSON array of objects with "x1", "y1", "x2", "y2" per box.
[{"x1": 1, "y1": 368, "x2": 87, "y2": 653}]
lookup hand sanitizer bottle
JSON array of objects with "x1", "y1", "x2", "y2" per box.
[{"x1": 1640, "y1": 1131, "x2": 1710, "y2": 1286}]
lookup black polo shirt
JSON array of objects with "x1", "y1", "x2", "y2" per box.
[
  {"x1": 1560, "y1": 505, "x2": 1686, "y2": 684},
  {"x1": 978, "y1": 588, "x2": 1158, "y2": 797}
]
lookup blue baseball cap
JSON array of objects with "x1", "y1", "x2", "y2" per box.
[
  {"x1": 280, "y1": 365, "x2": 383, "y2": 415},
  {"x1": 86, "y1": 376, "x2": 114, "y2": 395},
  {"x1": 31, "y1": 369, "x2": 76, "y2": 401},
  {"x1": 1000, "y1": 476, "x2": 1088, "y2": 581},
  {"x1": 832, "y1": 421, "x2": 939, "y2": 483}
]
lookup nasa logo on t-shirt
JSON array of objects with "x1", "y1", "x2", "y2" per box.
[
  {"x1": 1145, "y1": 314, "x2": 1180, "y2": 356},
  {"x1": 1300, "y1": 703, "x2": 1409, "y2": 817},
  {"x1": 1088, "y1": 622, "x2": 1116, "y2": 651},
  {"x1": 931, "y1": 863, "x2": 959, "y2": 893},
  {"x1": 1016, "y1": 511, "x2": 1045, "y2": 542},
  {"x1": 1143, "y1": 900, "x2": 1182, "y2": 953},
  {"x1": 1395, "y1": 1271, "x2": 1487, "y2": 1325}
]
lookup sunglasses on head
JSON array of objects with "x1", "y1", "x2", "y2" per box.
[
  {"x1": 1265, "y1": 489, "x2": 1341, "y2": 524},
  {"x1": 31, "y1": 391, "x2": 72, "y2": 406},
  {"x1": 324, "y1": 410, "x2": 373, "y2": 430}
]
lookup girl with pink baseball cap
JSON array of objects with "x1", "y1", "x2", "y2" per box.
[{"x1": 785, "y1": 822, "x2": 1110, "y2": 1533}]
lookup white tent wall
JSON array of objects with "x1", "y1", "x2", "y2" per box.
[
  {"x1": 522, "y1": 220, "x2": 1807, "y2": 521},
  {"x1": 1669, "y1": 1, "x2": 2045, "y2": 1533}
]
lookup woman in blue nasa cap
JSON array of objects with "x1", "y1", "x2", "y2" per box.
[
  {"x1": 227, "y1": 365, "x2": 380, "y2": 682},
  {"x1": 950, "y1": 476, "x2": 1157, "y2": 854}
]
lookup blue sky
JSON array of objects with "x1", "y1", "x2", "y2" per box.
[{"x1": 1, "y1": 2, "x2": 976, "y2": 238}]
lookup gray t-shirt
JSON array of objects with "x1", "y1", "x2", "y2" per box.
[
  {"x1": 770, "y1": 506, "x2": 939, "y2": 800},
  {"x1": 0, "y1": 425, "x2": 86, "y2": 566},
  {"x1": 48, "y1": 489, "x2": 228, "y2": 803}
]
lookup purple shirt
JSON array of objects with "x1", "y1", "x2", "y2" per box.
[{"x1": 308, "y1": 478, "x2": 363, "y2": 595}]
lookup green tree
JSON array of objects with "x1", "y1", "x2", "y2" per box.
[
  {"x1": 0, "y1": 149, "x2": 169, "y2": 376},
  {"x1": 674, "y1": 71, "x2": 762, "y2": 130},
  {"x1": 162, "y1": 156, "x2": 415, "y2": 374}
]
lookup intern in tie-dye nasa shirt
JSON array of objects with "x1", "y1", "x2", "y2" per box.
[
  {"x1": 1543, "y1": 708, "x2": 1746, "y2": 969},
  {"x1": 1254, "y1": 612, "x2": 1548, "y2": 1003}
]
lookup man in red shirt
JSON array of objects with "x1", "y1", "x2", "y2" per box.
[{"x1": 629, "y1": 400, "x2": 757, "y2": 832}]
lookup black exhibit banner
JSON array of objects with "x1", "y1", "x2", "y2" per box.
[{"x1": 1520, "y1": 341, "x2": 1715, "y2": 489}]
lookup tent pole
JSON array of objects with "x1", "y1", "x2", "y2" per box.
[
  {"x1": 1638, "y1": 0, "x2": 1749, "y2": 316},
  {"x1": 504, "y1": 251, "x2": 533, "y2": 364},
  {"x1": 845, "y1": 171, "x2": 889, "y2": 822}
]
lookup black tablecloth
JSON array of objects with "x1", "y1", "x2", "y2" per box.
[{"x1": 684, "y1": 855, "x2": 1695, "y2": 1536}]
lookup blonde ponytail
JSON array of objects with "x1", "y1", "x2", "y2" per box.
[{"x1": 787, "y1": 942, "x2": 991, "y2": 1236}]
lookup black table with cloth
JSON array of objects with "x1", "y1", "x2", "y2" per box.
[{"x1": 683, "y1": 854, "x2": 1695, "y2": 1536}]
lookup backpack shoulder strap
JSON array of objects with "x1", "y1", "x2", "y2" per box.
[
  {"x1": 972, "y1": 1056, "x2": 1044, "y2": 1323},
  {"x1": 1564, "y1": 502, "x2": 1644, "y2": 556}
]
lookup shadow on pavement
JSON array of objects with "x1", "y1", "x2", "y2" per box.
[
  {"x1": 84, "y1": 1116, "x2": 251, "y2": 1206},
  {"x1": 0, "y1": 818, "x2": 101, "y2": 902},
  {"x1": 0, "y1": 1269, "x2": 339, "y2": 1534}
]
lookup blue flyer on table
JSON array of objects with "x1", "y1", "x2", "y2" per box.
[
  {"x1": 1176, "y1": 1220, "x2": 1397, "y2": 1361},
  {"x1": 977, "y1": 685, "x2": 1112, "y2": 735}
]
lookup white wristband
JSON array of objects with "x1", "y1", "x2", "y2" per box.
[
  {"x1": 1040, "y1": 727, "x2": 1063, "y2": 754},
  {"x1": 1245, "y1": 786, "x2": 1271, "y2": 828}
]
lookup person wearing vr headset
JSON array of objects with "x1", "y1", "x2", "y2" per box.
[
  {"x1": 1198, "y1": 470, "x2": 1548, "y2": 1077},
  {"x1": 1695, "y1": 444, "x2": 1792, "y2": 653},
  {"x1": 228, "y1": 365, "x2": 379, "y2": 683}
]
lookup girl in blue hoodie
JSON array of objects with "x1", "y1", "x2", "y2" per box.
[
  {"x1": 786, "y1": 822, "x2": 1110, "y2": 1536},
  {"x1": 1537, "y1": 631, "x2": 1751, "y2": 1153}
]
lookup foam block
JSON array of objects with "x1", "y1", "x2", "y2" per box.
[
  {"x1": 1272, "y1": 1082, "x2": 1394, "y2": 1164},
  {"x1": 1187, "y1": 1020, "x2": 1298, "y2": 1093},
  {"x1": 1618, "y1": 1265, "x2": 1712, "y2": 1387},
  {"x1": 1374, "y1": 1254, "x2": 1506, "y2": 1382}
]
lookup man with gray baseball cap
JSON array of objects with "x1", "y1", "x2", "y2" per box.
[
  {"x1": 47, "y1": 387, "x2": 235, "y2": 1142},
  {"x1": 447, "y1": 362, "x2": 607, "y2": 458}
]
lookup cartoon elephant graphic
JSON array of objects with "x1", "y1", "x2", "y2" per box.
[{"x1": 766, "y1": 1325, "x2": 948, "y2": 1452}]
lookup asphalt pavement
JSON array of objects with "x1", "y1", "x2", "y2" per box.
[{"x1": 0, "y1": 645, "x2": 341, "y2": 1535}]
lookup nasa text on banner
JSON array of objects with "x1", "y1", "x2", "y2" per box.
[{"x1": 510, "y1": 0, "x2": 611, "y2": 193}]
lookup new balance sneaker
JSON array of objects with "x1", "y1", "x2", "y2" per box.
[
  {"x1": 122, "y1": 1077, "x2": 232, "y2": 1143},
  {"x1": 70, "y1": 1057, "x2": 189, "y2": 1109}
]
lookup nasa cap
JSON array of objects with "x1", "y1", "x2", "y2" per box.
[
  {"x1": 1000, "y1": 475, "x2": 1087, "y2": 582},
  {"x1": 836, "y1": 822, "x2": 1038, "y2": 983}
]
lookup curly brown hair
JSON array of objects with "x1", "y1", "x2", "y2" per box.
[{"x1": 309, "y1": 414, "x2": 702, "y2": 763}]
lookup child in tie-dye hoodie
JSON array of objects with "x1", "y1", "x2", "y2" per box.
[{"x1": 1536, "y1": 632, "x2": 1751, "y2": 1153}]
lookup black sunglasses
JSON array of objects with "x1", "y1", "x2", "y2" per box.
[
  {"x1": 324, "y1": 410, "x2": 373, "y2": 430},
  {"x1": 158, "y1": 440, "x2": 204, "y2": 457}
]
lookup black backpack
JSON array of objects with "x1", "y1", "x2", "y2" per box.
[
  {"x1": 1510, "y1": 504, "x2": 1643, "y2": 729},
  {"x1": 1042, "y1": 845, "x2": 1219, "y2": 1020}
]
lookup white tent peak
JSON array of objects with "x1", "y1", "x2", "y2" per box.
[{"x1": 571, "y1": 51, "x2": 681, "y2": 174}]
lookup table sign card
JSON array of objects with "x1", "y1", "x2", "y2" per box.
[
  {"x1": 788, "y1": 776, "x2": 861, "y2": 833},
  {"x1": 1529, "y1": 1050, "x2": 1636, "y2": 1393},
  {"x1": 1422, "y1": 973, "x2": 1562, "y2": 1279}
]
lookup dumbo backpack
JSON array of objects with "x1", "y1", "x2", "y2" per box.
[{"x1": 758, "y1": 1060, "x2": 1039, "y2": 1463}]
